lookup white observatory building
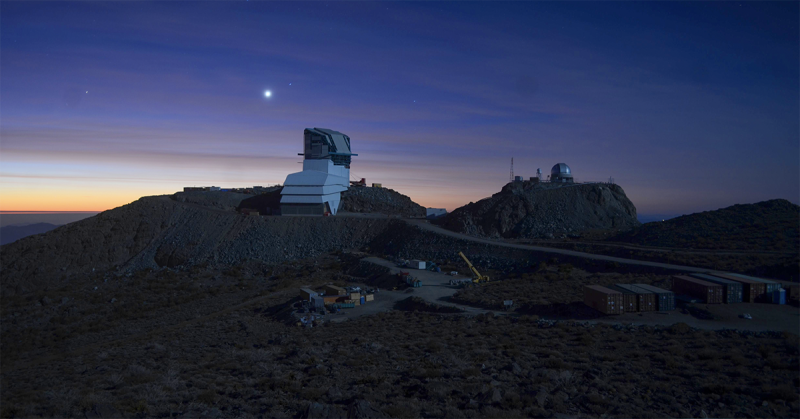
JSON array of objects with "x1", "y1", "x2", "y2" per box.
[
  {"x1": 550, "y1": 163, "x2": 574, "y2": 183},
  {"x1": 280, "y1": 128, "x2": 356, "y2": 216}
]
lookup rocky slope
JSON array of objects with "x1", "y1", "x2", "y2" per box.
[
  {"x1": 610, "y1": 199, "x2": 800, "y2": 252},
  {"x1": 0, "y1": 195, "x2": 395, "y2": 296},
  {"x1": 339, "y1": 186, "x2": 426, "y2": 217},
  {"x1": 438, "y1": 182, "x2": 639, "y2": 239}
]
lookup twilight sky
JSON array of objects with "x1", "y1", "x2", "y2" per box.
[{"x1": 1, "y1": 1, "x2": 798, "y2": 215}]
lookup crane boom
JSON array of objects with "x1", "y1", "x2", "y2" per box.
[{"x1": 458, "y1": 251, "x2": 490, "y2": 283}]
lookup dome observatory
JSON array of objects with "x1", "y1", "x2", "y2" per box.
[{"x1": 550, "y1": 163, "x2": 573, "y2": 183}]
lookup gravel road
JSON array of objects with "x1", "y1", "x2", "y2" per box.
[{"x1": 405, "y1": 219, "x2": 718, "y2": 274}]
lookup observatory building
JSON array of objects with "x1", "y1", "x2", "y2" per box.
[
  {"x1": 280, "y1": 128, "x2": 357, "y2": 216},
  {"x1": 550, "y1": 163, "x2": 574, "y2": 183}
]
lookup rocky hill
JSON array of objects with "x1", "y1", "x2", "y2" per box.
[
  {"x1": 339, "y1": 186, "x2": 425, "y2": 217},
  {"x1": 438, "y1": 182, "x2": 639, "y2": 239},
  {"x1": 610, "y1": 199, "x2": 800, "y2": 252}
]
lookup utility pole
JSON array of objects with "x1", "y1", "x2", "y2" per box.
[{"x1": 509, "y1": 158, "x2": 514, "y2": 182}]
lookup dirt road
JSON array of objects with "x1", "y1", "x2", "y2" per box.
[{"x1": 404, "y1": 219, "x2": 723, "y2": 274}]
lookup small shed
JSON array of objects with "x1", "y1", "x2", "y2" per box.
[{"x1": 300, "y1": 288, "x2": 318, "y2": 301}]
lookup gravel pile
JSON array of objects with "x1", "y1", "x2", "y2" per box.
[
  {"x1": 438, "y1": 182, "x2": 639, "y2": 239},
  {"x1": 339, "y1": 187, "x2": 425, "y2": 217}
]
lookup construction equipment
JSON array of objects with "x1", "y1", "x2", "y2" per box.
[
  {"x1": 458, "y1": 251, "x2": 490, "y2": 284},
  {"x1": 350, "y1": 178, "x2": 366, "y2": 187}
]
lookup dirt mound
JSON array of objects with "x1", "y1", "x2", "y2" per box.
[
  {"x1": 438, "y1": 182, "x2": 639, "y2": 239},
  {"x1": 339, "y1": 187, "x2": 425, "y2": 217},
  {"x1": 610, "y1": 199, "x2": 800, "y2": 252}
]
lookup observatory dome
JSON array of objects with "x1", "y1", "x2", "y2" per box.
[{"x1": 550, "y1": 163, "x2": 574, "y2": 183}]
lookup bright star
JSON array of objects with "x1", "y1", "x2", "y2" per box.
[{"x1": 264, "y1": 90, "x2": 272, "y2": 98}]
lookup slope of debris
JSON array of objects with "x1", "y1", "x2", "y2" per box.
[
  {"x1": 0, "y1": 195, "x2": 395, "y2": 296},
  {"x1": 339, "y1": 186, "x2": 426, "y2": 217},
  {"x1": 438, "y1": 182, "x2": 639, "y2": 239}
]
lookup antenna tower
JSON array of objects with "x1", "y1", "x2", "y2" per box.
[{"x1": 509, "y1": 158, "x2": 514, "y2": 182}]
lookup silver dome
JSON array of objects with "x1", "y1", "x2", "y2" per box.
[{"x1": 550, "y1": 163, "x2": 572, "y2": 177}]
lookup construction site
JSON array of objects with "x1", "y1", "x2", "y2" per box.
[{"x1": 1, "y1": 128, "x2": 798, "y2": 418}]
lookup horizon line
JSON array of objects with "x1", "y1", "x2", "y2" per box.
[{"x1": 0, "y1": 211, "x2": 104, "y2": 214}]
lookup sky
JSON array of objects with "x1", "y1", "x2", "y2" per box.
[{"x1": 1, "y1": 1, "x2": 798, "y2": 216}]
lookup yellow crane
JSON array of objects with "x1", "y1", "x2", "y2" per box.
[{"x1": 458, "y1": 251, "x2": 490, "y2": 284}]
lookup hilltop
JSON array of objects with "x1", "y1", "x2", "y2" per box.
[
  {"x1": 438, "y1": 181, "x2": 639, "y2": 239},
  {"x1": 610, "y1": 199, "x2": 800, "y2": 252}
]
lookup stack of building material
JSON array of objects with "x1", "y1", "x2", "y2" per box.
[
  {"x1": 608, "y1": 285, "x2": 639, "y2": 312},
  {"x1": 672, "y1": 275, "x2": 724, "y2": 304},
  {"x1": 365, "y1": 294, "x2": 374, "y2": 302},
  {"x1": 705, "y1": 273, "x2": 765, "y2": 302},
  {"x1": 584, "y1": 285, "x2": 624, "y2": 315},
  {"x1": 690, "y1": 274, "x2": 743, "y2": 304},
  {"x1": 615, "y1": 284, "x2": 656, "y2": 312},
  {"x1": 633, "y1": 284, "x2": 675, "y2": 311}
]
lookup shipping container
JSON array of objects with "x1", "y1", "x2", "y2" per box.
[
  {"x1": 772, "y1": 289, "x2": 786, "y2": 305},
  {"x1": 705, "y1": 273, "x2": 766, "y2": 303},
  {"x1": 720, "y1": 273, "x2": 781, "y2": 295},
  {"x1": 299, "y1": 288, "x2": 318, "y2": 301},
  {"x1": 323, "y1": 285, "x2": 347, "y2": 296},
  {"x1": 322, "y1": 295, "x2": 343, "y2": 304},
  {"x1": 608, "y1": 285, "x2": 639, "y2": 312},
  {"x1": 632, "y1": 284, "x2": 675, "y2": 311},
  {"x1": 584, "y1": 285, "x2": 624, "y2": 315},
  {"x1": 311, "y1": 295, "x2": 325, "y2": 308},
  {"x1": 690, "y1": 274, "x2": 743, "y2": 304},
  {"x1": 615, "y1": 284, "x2": 656, "y2": 312},
  {"x1": 672, "y1": 275, "x2": 723, "y2": 304}
]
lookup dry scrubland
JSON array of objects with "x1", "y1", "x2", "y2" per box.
[
  {"x1": 2, "y1": 192, "x2": 799, "y2": 418},
  {"x1": 2, "y1": 255, "x2": 799, "y2": 419}
]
